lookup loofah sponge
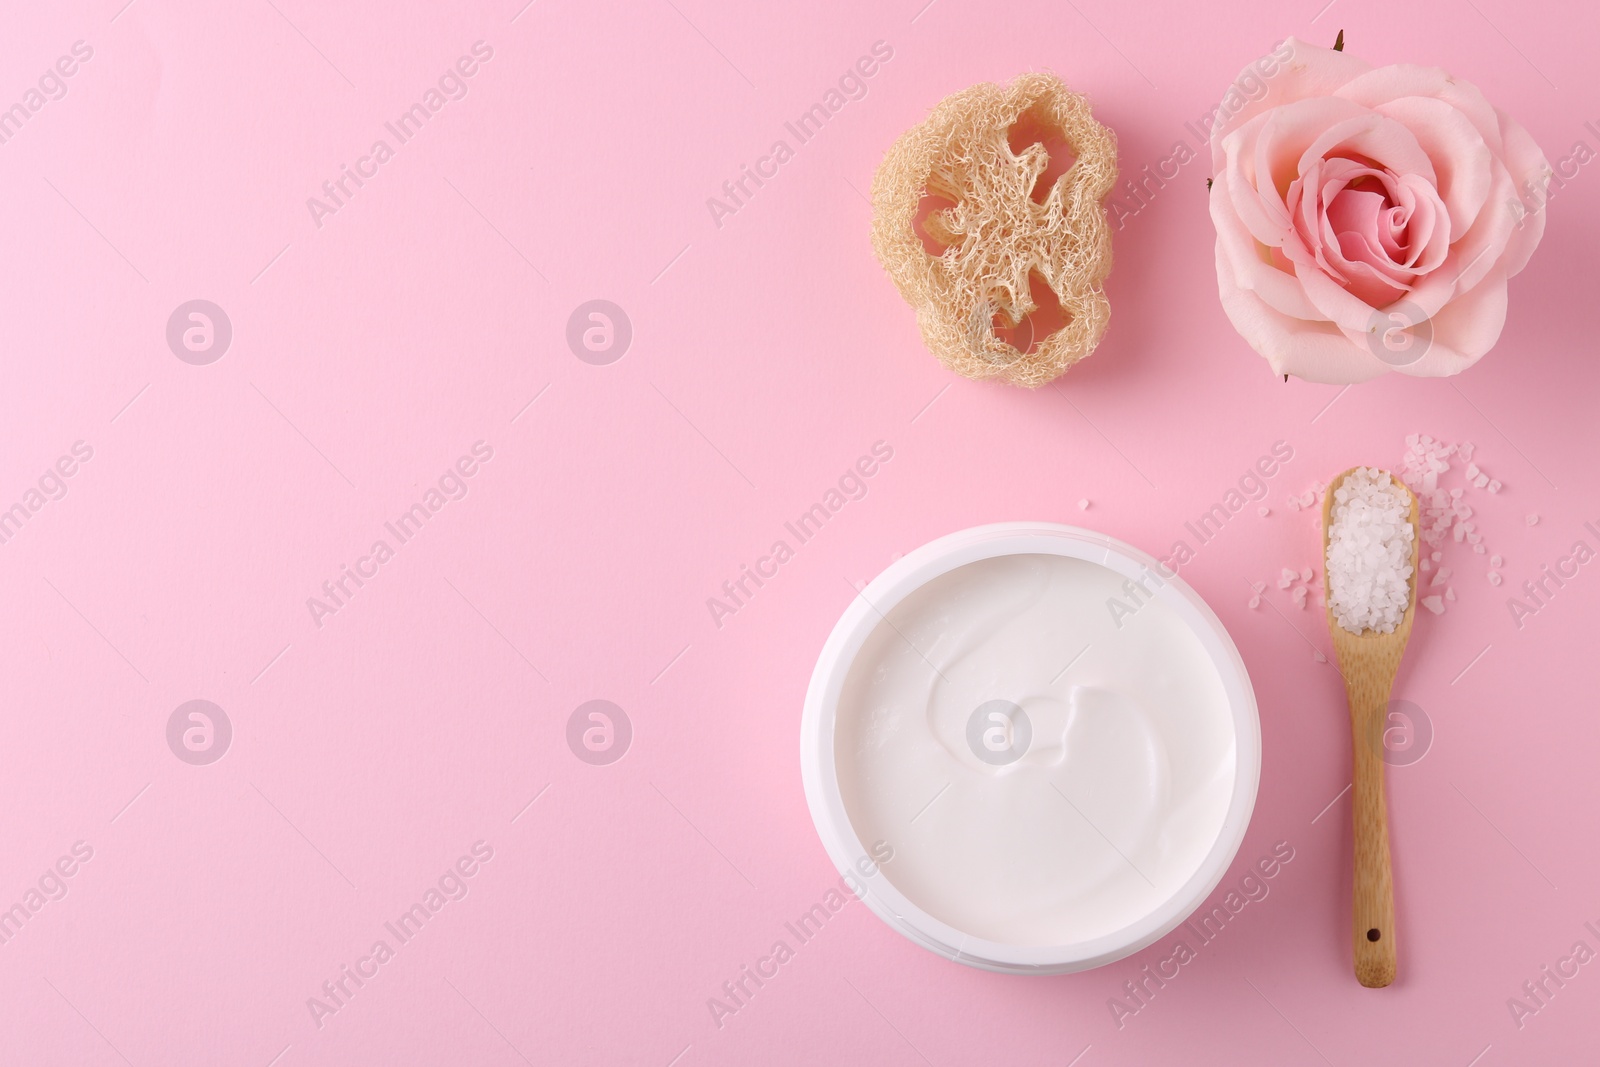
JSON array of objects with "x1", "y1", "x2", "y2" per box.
[{"x1": 871, "y1": 73, "x2": 1117, "y2": 388}]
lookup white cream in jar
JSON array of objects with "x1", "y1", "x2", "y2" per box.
[{"x1": 804, "y1": 526, "x2": 1259, "y2": 972}]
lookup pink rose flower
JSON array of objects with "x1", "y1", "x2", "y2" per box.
[{"x1": 1209, "y1": 37, "x2": 1552, "y2": 383}]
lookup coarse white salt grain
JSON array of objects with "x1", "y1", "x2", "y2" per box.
[
  {"x1": 1420, "y1": 559, "x2": 1431, "y2": 572},
  {"x1": 1487, "y1": 479, "x2": 1502, "y2": 493},
  {"x1": 1251, "y1": 581, "x2": 1266, "y2": 593},
  {"x1": 1300, "y1": 567, "x2": 1313, "y2": 583},
  {"x1": 1446, "y1": 587, "x2": 1456, "y2": 601},
  {"x1": 1474, "y1": 543, "x2": 1486, "y2": 554},
  {"x1": 1327, "y1": 467, "x2": 1415, "y2": 634},
  {"x1": 1313, "y1": 648, "x2": 1327, "y2": 663},
  {"x1": 1078, "y1": 498, "x2": 1090, "y2": 510},
  {"x1": 1258, "y1": 506, "x2": 1271, "y2": 517},
  {"x1": 1527, "y1": 513, "x2": 1540, "y2": 526},
  {"x1": 1422, "y1": 595, "x2": 1444, "y2": 615},
  {"x1": 1488, "y1": 571, "x2": 1503, "y2": 585},
  {"x1": 1248, "y1": 595, "x2": 1261, "y2": 609},
  {"x1": 1431, "y1": 551, "x2": 1442, "y2": 562},
  {"x1": 1491, "y1": 554, "x2": 1503, "y2": 567}
]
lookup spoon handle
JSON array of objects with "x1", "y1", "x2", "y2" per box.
[{"x1": 1350, "y1": 686, "x2": 1397, "y2": 987}]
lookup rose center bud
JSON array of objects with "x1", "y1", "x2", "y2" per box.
[
  {"x1": 1382, "y1": 204, "x2": 1410, "y2": 252},
  {"x1": 1308, "y1": 159, "x2": 1448, "y2": 308}
]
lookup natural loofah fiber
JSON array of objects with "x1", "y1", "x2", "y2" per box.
[{"x1": 871, "y1": 72, "x2": 1117, "y2": 388}]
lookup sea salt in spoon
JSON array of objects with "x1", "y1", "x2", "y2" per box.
[{"x1": 1322, "y1": 467, "x2": 1420, "y2": 989}]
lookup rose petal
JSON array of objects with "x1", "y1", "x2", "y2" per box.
[
  {"x1": 1393, "y1": 175, "x2": 1450, "y2": 272},
  {"x1": 1297, "y1": 112, "x2": 1437, "y2": 189},
  {"x1": 1405, "y1": 161, "x2": 1518, "y2": 317},
  {"x1": 1211, "y1": 171, "x2": 1326, "y2": 321},
  {"x1": 1336, "y1": 64, "x2": 1506, "y2": 157},
  {"x1": 1215, "y1": 244, "x2": 1390, "y2": 383},
  {"x1": 1305, "y1": 160, "x2": 1402, "y2": 268},
  {"x1": 1331, "y1": 233, "x2": 1411, "y2": 307},
  {"x1": 1210, "y1": 37, "x2": 1373, "y2": 172},
  {"x1": 1373, "y1": 96, "x2": 1493, "y2": 234},
  {"x1": 1496, "y1": 112, "x2": 1553, "y2": 277},
  {"x1": 1412, "y1": 268, "x2": 1510, "y2": 375},
  {"x1": 1222, "y1": 97, "x2": 1376, "y2": 248},
  {"x1": 1341, "y1": 269, "x2": 1510, "y2": 377}
]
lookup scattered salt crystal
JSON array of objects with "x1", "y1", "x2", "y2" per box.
[
  {"x1": 1491, "y1": 554, "x2": 1503, "y2": 567},
  {"x1": 1466, "y1": 462, "x2": 1480, "y2": 479},
  {"x1": 1527, "y1": 513, "x2": 1540, "y2": 526},
  {"x1": 1431, "y1": 551, "x2": 1442, "y2": 562},
  {"x1": 1292, "y1": 586, "x2": 1308, "y2": 609},
  {"x1": 1258, "y1": 505, "x2": 1270, "y2": 517},
  {"x1": 1446, "y1": 587, "x2": 1456, "y2": 601},
  {"x1": 1300, "y1": 490, "x2": 1315, "y2": 507},
  {"x1": 1288, "y1": 497, "x2": 1302, "y2": 511},
  {"x1": 1474, "y1": 543, "x2": 1486, "y2": 554},
  {"x1": 1474, "y1": 474, "x2": 1489, "y2": 488},
  {"x1": 1422, "y1": 595, "x2": 1445, "y2": 615},
  {"x1": 1251, "y1": 581, "x2": 1266, "y2": 593},
  {"x1": 1327, "y1": 467, "x2": 1416, "y2": 634},
  {"x1": 1430, "y1": 570, "x2": 1448, "y2": 588},
  {"x1": 1487, "y1": 479, "x2": 1502, "y2": 493},
  {"x1": 1300, "y1": 567, "x2": 1313, "y2": 583},
  {"x1": 1488, "y1": 570, "x2": 1503, "y2": 585},
  {"x1": 1078, "y1": 498, "x2": 1091, "y2": 510},
  {"x1": 1420, "y1": 559, "x2": 1431, "y2": 572},
  {"x1": 1248, "y1": 595, "x2": 1261, "y2": 609},
  {"x1": 1467, "y1": 532, "x2": 1482, "y2": 544},
  {"x1": 1278, "y1": 576, "x2": 1293, "y2": 589},
  {"x1": 1313, "y1": 648, "x2": 1327, "y2": 663}
]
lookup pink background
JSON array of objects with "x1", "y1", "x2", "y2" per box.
[{"x1": 3, "y1": 0, "x2": 1598, "y2": 1063}]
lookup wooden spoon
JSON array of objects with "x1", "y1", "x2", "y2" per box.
[{"x1": 1321, "y1": 467, "x2": 1420, "y2": 989}]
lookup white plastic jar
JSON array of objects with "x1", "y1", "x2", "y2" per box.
[{"x1": 800, "y1": 523, "x2": 1261, "y2": 974}]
